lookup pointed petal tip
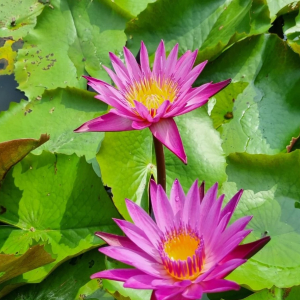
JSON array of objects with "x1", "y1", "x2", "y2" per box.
[
  {"x1": 74, "y1": 124, "x2": 87, "y2": 133},
  {"x1": 90, "y1": 273, "x2": 99, "y2": 279}
]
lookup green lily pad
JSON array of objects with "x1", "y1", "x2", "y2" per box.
[
  {"x1": 2, "y1": 249, "x2": 114, "y2": 300},
  {"x1": 0, "y1": 0, "x2": 44, "y2": 40},
  {"x1": 244, "y1": 286, "x2": 300, "y2": 300},
  {"x1": 198, "y1": 34, "x2": 300, "y2": 155},
  {"x1": 0, "y1": 87, "x2": 106, "y2": 174},
  {"x1": 0, "y1": 152, "x2": 121, "y2": 297},
  {"x1": 103, "y1": 0, "x2": 156, "y2": 18},
  {"x1": 0, "y1": 133, "x2": 49, "y2": 181},
  {"x1": 0, "y1": 40, "x2": 18, "y2": 76},
  {"x1": 125, "y1": 0, "x2": 270, "y2": 63},
  {"x1": 266, "y1": 0, "x2": 299, "y2": 20},
  {"x1": 220, "y1": 151, "x2": 300, "y2": 290},
  {"x1": 14, "y1": 0, "x2": 128, "y2": 99},
  {"x1": 0, "y1": 244, "x2": 54, "y2": 285},
  {"x1": 97, "y1": 108, "x2": 226, "y2": 220},
  {"x1": 283, "y1": 10, "x2": 300, "y2": 56}
]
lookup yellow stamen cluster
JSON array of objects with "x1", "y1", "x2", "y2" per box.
[
  {"x1": 164, "y1": 232, "x2": 199, "y2": 261},
  {"x1": 125, "y1": 77, "x2": 178, "y2": 114},
  {"x1": 161, "y1": 229, "x2": 204, "y2": 281}
]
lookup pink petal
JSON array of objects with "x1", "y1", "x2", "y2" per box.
[
  {"x1": 149, "y1": 118, "x2": 187, "y2": 164},
  {"x1": 201, "y1": 279, "x2": 240, "y2": 293},
  {"x1": 91, "y1": 268, "x2": 145, "y2": 281},
  {"x1": 220, "y1": 189, "x2": 243, "y2": 227},
  {"x1": 74, "y1": 112, "x2": 133, "y2": 132},
  {"x1": 100, "y1": 246, "x2": 167, "y2": 277},
  {"x1": 180, "y1": 60, "x2": 208, "y2": 91},
  {"x1": 134, "y1": 100, "x2": 153, "y2": 122},
  {"x1": 110, "y1": 108, "x2": 143, "y2": 122},
  {"x1": 140, "y1": 41, "x2": 151, "y2": 77},
  {"x1": 210, "y1": 229, "x2": 252, "y2": 265},
  {"x1": 151, "y1": 184, "x2": 174, "y2": 231},
  {"x1": 175, "y1": 98, "x2": 210, "y2": 116},
  {"x1": 182, "y1": 284, "x2": 203, "y2": 299},
  {"x1": 113, "y1": 218, "x2": 161, "y2": 262},
  {"x1": 169, "y1": 179, "x2": 185, "y2": 221},
  {"x1": 153, "y1": 40, "x2": 166, "y2": 77},
  {"x1": 109, "y1": 52, "x2": 130, "y2": 84},
  {"x1": 221, "y1": 236, "x2": 271, "y2": 263},
  {"x1": 152, "y1": 278, "x2": 191, "y2": 288},
  {"x1": 187, "y1": 79, "x2": 231, "y2": 106},
  {"x1": 165, "y1": 83, "x2": 212, "y2": 117},
  {"x1": 124, "y1": 274, "x2": 157, "y2": 289},
  {"x1": 102, "y1": 65, "x2": 125, "y2": 90},
  {"x1": 173, "y1": 79, "x2": 231, "y2": 117},
  {"x1": 125, "y1": 199, "x2": 163, "y2": 249},
  {"x1": 153, "y1": 288, "x2": 185, "y2": 300},
  {"x1": 123, "y1": 46, "x2": 142, "y2": 81},
  {"x1": 174, "y1": 50, "x2": 198, "y2": 82},
  {"x1": 132, "y1": 120, "x2": 152, "y2": 130},
  {"x1": 219, "y1": 216, "x2": 253, "y2": 246},
  {"x1": 198, "y1": 183, "x2": 218, "y2": 231},
  {"x1": 174, "y1": 50, "x2": 191, "y2": 73},
  {"x1": 164, "y1": 44, "x2": 179, "y2": 77},
  {"x1": 182, "y1": 180, "x2": 200, "y2": 229},
  {"x1": 200, "y1": 194, "x2": 224, "y2": 242},
  {"x1": 84, "y1": 76, "x2": 127, "y2": 111},
  {"x1": 205, "y1": 212, "x2": 231, "y2": 252},
  {"x1": 95, "y1": 232, "x2": 143, "y2": 252},
  {"x1": 123, "y1": 274, "x2": 163, "y2": 289},
  {"x1": 205, "y1": 259, "x2": 246, "y2": 281},
  {"x1": 150, "y1": 179, "x2": 158, "y2": 202},
  {"x1": 152, "y1": 100, "x2": 170, "y2": 122}
]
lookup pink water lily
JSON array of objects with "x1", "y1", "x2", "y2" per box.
[
  {"x1": 74, "y1": 41, "x2": 230, "y2": 163},
  {"x1": 92, "y1": 179, "x2": 270, "y2": 300}
]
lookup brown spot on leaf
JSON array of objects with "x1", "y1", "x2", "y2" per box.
[
  {"x1": 219, "y1": 25, "x2": 223, "y2": 30},
  {"x1": 49, "y1": 107, "x2": 55, "y2": 114},
  {"x1": 0, "y1": 58, "x2": 8, "y2": 70},
  {"x1": 11, "y1": 18, "x2": 16, "y2": 27},
  {"x1": 224, "y1": 112, "x2": 233, "y2": 120},
  {"x1": 287, "y1": 133, "x2": 300, "y2": 153},
  {"x1": 0, "y1": 206, "x2": 6, "y2": 215},
  {"x1": 24, "y1": 108, "x2": 32, "y2": 115}
]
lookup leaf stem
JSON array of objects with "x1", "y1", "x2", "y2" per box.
[{"x1": 153, "y1": 136, "x2": 166, "y2": 191}]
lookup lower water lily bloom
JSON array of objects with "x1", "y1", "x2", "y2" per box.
[
  {"x1": 74, "y1": 41, "x2": 231, "y2": 163},
  {"x1": 91, "y1": 179, "x2": 270, "y2": 300}
]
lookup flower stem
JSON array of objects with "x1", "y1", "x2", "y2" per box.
[{"x1": 153, "y1": 136, "x2": 166, "y2": 191}]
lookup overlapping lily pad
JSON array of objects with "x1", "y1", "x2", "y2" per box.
[
  {"x1": 0, "y1": 87, "x2": 105, "y2": 172},
  {"x1": 244, "y1": 286, "x2": 300, "y2": 300},
  {"x1": 198, "y1": 34, "x2": 300, "y2": 155},
  {"x1": 0, "y1": 152, "x2": 120, "y2": 296},
  {"x1": 0, "y1": 133, "x2": 49, "y2": 181},
  {"x1": 0, "y1": 0, "x2": 44, "y2": 40},
  {"x1": 3, "y1": 249, "x2": 114, "y2": 300},
  {"x1": 97, "y1": 108, "x2": 226, "y2": 220},
  {"x1": 14, "y1": 0, "x2": 128, "y2": 99},
  {"x1": 283, "y1": 10, "x2": 300, "y2": 56},
  {"x1": 221, "y1": 151, "x2": 300, "y2": 290},
  {"x1": 125, "y1": 0, "x2": 271, "y2": 63}
]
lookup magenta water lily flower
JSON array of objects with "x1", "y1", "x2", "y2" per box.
[
  {"x1": 92, "y1": 179, "x2": 270, "y2": 300},
  {"x1": 74, "y1": 41, "x2": 231, "y2": 163}
]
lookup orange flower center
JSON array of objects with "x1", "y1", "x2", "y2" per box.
[
  {"x1": 161, "y1": 228, "x2": 205, "y2": 281},
  {"x1": 125, "y1": 77, "x2": 178, "y2": 113}
]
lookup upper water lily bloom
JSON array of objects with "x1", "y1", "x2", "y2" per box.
[
  {"x1": 74, "y1": 41, "x2": 231, "y2": 163},
  {"x1": 92, "y1": 179, "x2": 270, "y2": 300}
]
